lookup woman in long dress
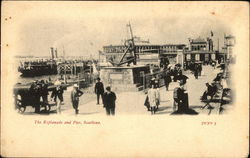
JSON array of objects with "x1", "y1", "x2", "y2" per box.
[{"x1": 147, "y1": 84, "x2": 158, "y2": 114}]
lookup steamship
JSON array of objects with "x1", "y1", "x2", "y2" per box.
[
  {"x1": 18, "y1": 60, "x2": 58, "y2": 77},
  {"x1": 18, "y1": 47, "x2": 58, "y2": 77},
  {"x1": 18, "y1": 47, "x2": 95, "y2": 77}
]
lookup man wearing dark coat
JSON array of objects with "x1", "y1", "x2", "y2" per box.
[
  {"x1": 30, "y1": 81, "x2": 41, "y2": 113},
  {"x1": 194, "y1": 64, "x2": 199, "y2": 79},
  {"x1": 198, "y1": 64, "x2": 202, "y2": 76},
  {"x1": 40, "y1": 80, "x2": 49, "y2": 107},
  {"x1": 164, "y1": 71, "x2": 172, "y2": 91},
  {"x1": 201, "y1": 82, "x2": 217, "y2": 100},
  {"x1": 94, "y1": 77, "x2": 104, "y2": 105},
  {"x1": 51, "y1": 85, "x2": 64, "y2": 103},
  {"x1": 103, "y1": 86, "x2": 116, "y2": 115}
]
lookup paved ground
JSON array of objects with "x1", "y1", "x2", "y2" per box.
[{"x1": 21, "y1": 65, "x2": 233, "y2": 116}]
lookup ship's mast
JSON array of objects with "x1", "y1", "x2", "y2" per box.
[
  {"x1": 63, "y1": 45, "x2": 65, "y2": 61},
  {"x1": 128, "y1": 22, "x2": 134, "y2": 45},
  {"x1": 113, "y1": 22, "x2": 136, "y2": 66},
  {"x1": 128, "y1": 22, "x2": 136, "y2": 65}
]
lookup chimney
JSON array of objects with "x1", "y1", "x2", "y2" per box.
[
  {"x1": 50, "y1": 47, "x2": 54, "y2": 59},
  {"x1": 55, "y1": 48, "x2": 58, "y2": 58}
]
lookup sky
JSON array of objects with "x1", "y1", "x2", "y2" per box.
[{"x1": 3, "y1": 1, "x2": 236, "y2": 58}]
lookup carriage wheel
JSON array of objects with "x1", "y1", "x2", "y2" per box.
[
  {"x1": 16, "y1": 100, "x2": 26, "y2": 113},
  {"x1": 18, "y1": 106, "x2": 26, "y2": 113},
  {"x1": 44, "y1": 104, "x2": 51, "y2": 113}
]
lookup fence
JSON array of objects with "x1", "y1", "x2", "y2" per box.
[{"x1": 142, "y1": 70, "x2": 167, "y2": 91}]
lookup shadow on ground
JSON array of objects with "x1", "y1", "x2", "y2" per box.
[
  {"x1": 171, "y1": 108, "x2": 199, "y2": 115},
  {"x1": 77, "y1": 112, "x2": 100, "y2": 115}
]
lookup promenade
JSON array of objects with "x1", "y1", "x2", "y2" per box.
[{"x1": 23, "y1": 65, "x2": 233, "y2": 116}]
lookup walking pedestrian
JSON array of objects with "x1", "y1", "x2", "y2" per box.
[
  {"x1": 154, "y1": 80, "x2": 160, "y2": 110},
  {"x1": 147, "y1": 84, "x2": 158, "y2": 114},
  {"x1": 30, "y1": 80, "x2": 41, "y2": 113},
  {"x1": 173, "y1": 67, "x2": 178, "y2": 82},
  {"x1": 194, "y1": 64, "x2": 199, "y2": 79},
  {"x1": 94, "y1": 77, "x2": 104, "y2": 105},
  {"x1": 212, "y1": 61, "x2": 216, "y2": 69},
  {"x1": 164, "y1": 71, "x2": 172, "y2": 91},
  {"x1": 198, "y1": 64, "x2": 202, "y2": 76},
  {"x1": 179, "y1": 80, "x2": 189, "y2": 112},
  {"x1": 40, "y1": 80, "x2": 49, "y2": 110},
  {"x1": 103, "y1": 86, "x2": 116, "y2": 116},
  {"x1": 51, "y1": 82, "x2": 64, "y2": 114},
  {"x1": 144, "y1": 95, "x2": 150, "y2": 111},
  {"x1": 71, "y1": 84, "x2": 83, "y2": 115},
  {"x1": 173, "y1": 86, "x2": 180, "y2": 112}
]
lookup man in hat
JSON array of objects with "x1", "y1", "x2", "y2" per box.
[
  {"x1": 40, "y1": 80, "x2": 49, "y2": 109},
  {"x1": 51, "y1": 81, "x2": 64, "y2": 114},
  {"x1": 94, "y1": 77, "x2": 104, "y2": 105},
  {"x1": 30, "y1": 80, "x2": 41, "y2": 113},
  {"x1": 103, "y1": 86, "x2": 116, "y2": 115},
  {"x1": 201, "y1": 82, "x2": 214, "y2": 101},
  {"x1": 71, "y1": 84, "x2": 83, "y2": 114}
]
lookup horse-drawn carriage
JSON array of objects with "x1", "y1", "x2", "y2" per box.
[{"x1": 13, "y1": 83, "x2": 68, "y2": 113}]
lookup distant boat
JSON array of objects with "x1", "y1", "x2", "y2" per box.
[{"x1": 18, "y1": 60, "x2": 57, "y2": 77}]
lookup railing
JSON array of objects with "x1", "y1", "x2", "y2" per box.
[
  {"x1": 141, "y1": 70, "x2": 166, "y2": 91},
  {"x1": 77, "y1": 72, "x2": 97, "y2": 89}
]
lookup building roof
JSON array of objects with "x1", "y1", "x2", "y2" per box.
[
  {"x1": 162, "y1": 44, "x2": 186, "y2": 46},
  {"x1": 103, "y1": 44, "x2": 161, "y2": 48},
  {"x1": 191, "y1": 37, "x2": 207, "y2": 44},
  {"x1": 103, "y1": 43, "x2": 186, "y2": 48}
]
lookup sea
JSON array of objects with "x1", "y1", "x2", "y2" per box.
[
  {"x1": 15, "y1": 57, "x2": 80, "y2": 85},
  {"x1": 17, "y1": 74, "x2": 60, "y2": 85}
]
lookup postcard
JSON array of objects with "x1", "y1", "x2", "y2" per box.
[{"x1": 1, "y1": 1, "x2": 249, "y2": 157}]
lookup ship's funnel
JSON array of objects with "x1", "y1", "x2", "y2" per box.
[
  {"x1": 50, "y1": 47, "x2": 54, "y2": 59},
  {"x1": 55, "y1": 48, "x2": 58, "y2": 58}
]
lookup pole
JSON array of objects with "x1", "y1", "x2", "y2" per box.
[
  {"x1": 78, "y1": 73, "x2": 80, "y2": 89},
  {"x1": 217, "y1": 38, "x2": 219, "y2": 51},
  {"x1": 98, "y1": 51, "x2": 100, "y2": 62},
  {"x1": 90, "y1": 61, "x2": 92, "y2": 84},
  {"x1": 143, "y1": 73, "x2": 145, "y2": 91},
  {"x1": 128, "y1": 22, "x2": 137, "y2": 65}
]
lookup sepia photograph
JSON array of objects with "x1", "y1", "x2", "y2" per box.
[
  {"x1": 12, "y1": 5, "x2": 235, "y2": 116},
  {"x1": 1, "y1": 1, "x2": 249, "y2": 157}
]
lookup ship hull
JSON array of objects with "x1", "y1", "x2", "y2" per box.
[{"x1": 19, "y1": 65, "x2": 58, "y2": 77}]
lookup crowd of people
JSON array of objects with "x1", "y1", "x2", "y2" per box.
[
  {"x1": 200, "y1": 69, "x2": 231, "y2": 110},
  {"x1": 27, "y1": 77, "x2": 117, "y2": 116},
  {"x1": 94, "y1": 78, "x2": 117, "y2": 116},
  {"x1": 15, "y1": 58, "x2": 230, "y2": 115},
  {"x1": 28, "y1": 79, "x2": 66, "y2": 113},
  {"x1": 143, "y1": 59, "x2": 228, "y2": 115},
  {"x1": 29, "y1": 80, "x2": 50, "y2": 113},
  {"x1": 144, "y1": 63, "x2": 192, "y2": 115}
]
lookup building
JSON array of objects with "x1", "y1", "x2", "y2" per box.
[
  {"x1": 103, "y1": 39, "x2": 186, "y2": 66},
  {"x1": 224, "y1": 35, "x2": 235, "y2": 60},
  {"x1": 184, "y1": 37, "x2": 215, "y2": 62},
  {"x1": 217, "y1": 34, "x2": 235, "y2": 63},
  {"x1": 102, "y1": 36, "x2": 218, "y2": 67},
  {"x1": 160, "y1": 44, "x2": 186, "y2": 64}
]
